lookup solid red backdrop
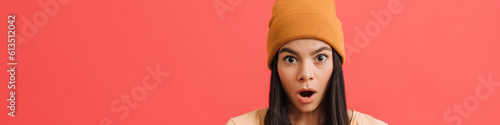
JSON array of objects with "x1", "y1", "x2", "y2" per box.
[{"x1": 1, "y1": 0, "x2": 499, "y2": 125}]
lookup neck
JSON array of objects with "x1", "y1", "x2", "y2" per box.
[{"x1": 287, "y1": 100, "x2": 326, "y2": 125}]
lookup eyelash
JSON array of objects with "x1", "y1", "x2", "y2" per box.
[
  {"x1": 315, "y1": 54, "x2": 328, "y2": 63},
  {"x1": 283, "y1": 54, "x2": 328, "y2": 64},
  {"x1": 283, "y1": 56, "x2": 297, "y2": 64}
]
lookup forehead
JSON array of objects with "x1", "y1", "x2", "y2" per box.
[{"x1": 280, "y1": 39, "x2": 331, "y2": 51}]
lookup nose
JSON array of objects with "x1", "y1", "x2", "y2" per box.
[{"x1": 297, "y1": 60, "x2": 314, "y2": 82}]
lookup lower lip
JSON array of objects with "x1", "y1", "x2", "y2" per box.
[{"x1": 297, "y1": 93, "x2": 316, "y2": 104}]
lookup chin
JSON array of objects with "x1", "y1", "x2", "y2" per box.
[{"x1": 295, "y1": 102, "x2": 320, "y2": 112}]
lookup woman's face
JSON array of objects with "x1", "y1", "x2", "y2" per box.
[{"x1": 277, "y1": 39, "x2": 334, "y2": 113}]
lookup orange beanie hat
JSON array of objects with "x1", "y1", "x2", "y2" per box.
[{"x1": 267, "y1": 0, "x2": 345, "y2": 70}]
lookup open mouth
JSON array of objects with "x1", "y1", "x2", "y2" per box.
[
  {"x1": 296, "y1": 88, "x2": 317, "y2": 104},
  {"x1": 299, "y1": 91, "x2": 315, "y2": 97}
]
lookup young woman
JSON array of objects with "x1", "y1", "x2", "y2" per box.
[{"x1": 227, "y1": 0, "x2": 387, "y2": 125}]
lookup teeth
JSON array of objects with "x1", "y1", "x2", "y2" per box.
[{"x1": 300, "y1": 91, "x2": 314, "y2": 97}]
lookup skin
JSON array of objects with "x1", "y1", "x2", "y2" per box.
[{"x1": 277, "y1": 39, "x2": 352, "y2": 125}]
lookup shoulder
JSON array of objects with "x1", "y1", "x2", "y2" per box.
[
  {"x1": 349, "y1": 109, "x2": 388, "y2": 125},
  {"x1": 226, "y1": 107, "x2": 269, "y2": 125}
]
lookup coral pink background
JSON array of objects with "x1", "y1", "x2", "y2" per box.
[{"x1": 1, "y1": 0, "x2": 499, "y2": 124}]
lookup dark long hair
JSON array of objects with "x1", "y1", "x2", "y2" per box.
[{"x1": 264, "y1": 48, "x2": 349, "y2": 125}]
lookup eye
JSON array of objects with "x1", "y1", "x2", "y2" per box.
[
  {"x1": 315, "y1": 54, "x2": 327, "y2": 62},
  {"x1": 284, "y1": 56, "x2": 297, "y2": 63}
]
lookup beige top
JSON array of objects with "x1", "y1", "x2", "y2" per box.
[{"x1": 226, "y1": 107, "x2": 387, "y2": 125}]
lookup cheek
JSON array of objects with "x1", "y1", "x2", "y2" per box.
[
  {"x1": 277, "y1": 62, "x2": 295, "y2": 85},
  {"x1": 277, "y1": 65, "x2": 298, "y2": 98},
  {"x1": 321, "y1": 59, "x2": 334, "y2": 80},
  {"x1": 317, "y1": 63, "x2": 334, "y2": 97}
]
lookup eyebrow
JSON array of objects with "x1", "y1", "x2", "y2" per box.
[
  {"x1": 279, "y1": 48, "x2": 299, "y2": 55},
  {"x1": 312, "y1": 47, "x2": 332, "y2": 55},
  {"x1": 279, "y1": 46, "x2": 332, "y2": 56}
]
